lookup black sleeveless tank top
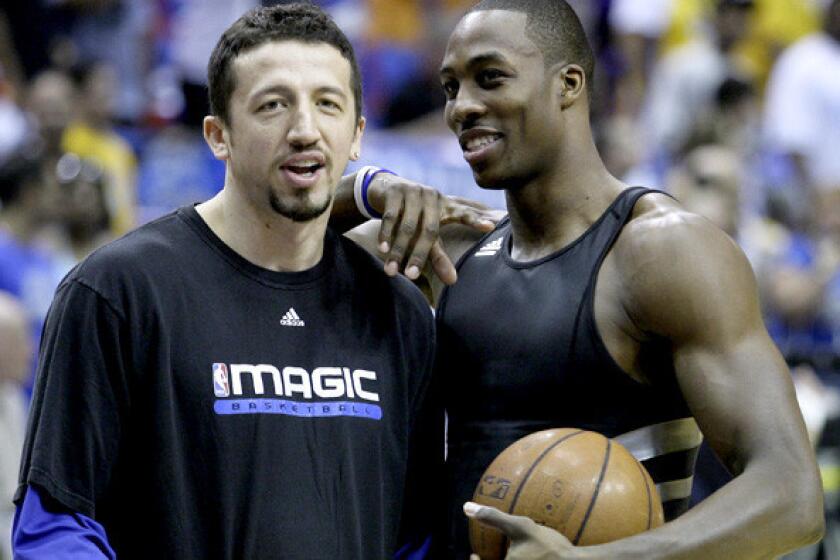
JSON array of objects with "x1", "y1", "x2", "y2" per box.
[{"x1": 436, "y1": 187, "x2": 702, "y2": 558}]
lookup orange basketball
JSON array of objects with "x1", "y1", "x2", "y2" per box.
[{"x1": 470, "y1": 428, "x2": 664, "y2": 560}]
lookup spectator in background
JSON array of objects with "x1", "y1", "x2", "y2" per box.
[
  {"x1": 759, "y1": 183, "x2": 840, "y2": 371},
  {"x1": 0, "y1": 10, "x2": 24, "y2": 93},
  {"x1": 754, "y1": 20, "x2": 840, "y2": 373},
  {"x1": 0, "y1": 64, "x2": 30, "y2": 169},
  {"x1": 641, "y1": 0, "x2": 756, "y2": 158},
  {"x1": 764, "y1": 0, "x2": 840, "y2": 198},
  {"x1": 0, "y1": 151, "x2": 66, "y2": 387},
  {"x1": 25, "y1": 69, "x2": 76, "y2": 166},
  {"x1": 693, "y1": 77, "x2": 760, "y2": 158},
  {"x1": 679, "y1": 77, "x2": 766, "y2": 213},
  {"x1": 63, "y1": 61, "x2": 137, "y2": 235},
  {"x1": 170, "y1": 0, "x2": 258, "y2": 127},
  {"x1": 37, "y1": 153, "x2": 113, "y2": 263},
  {"x1": 608, "y1": 0, "x2": 676, "y2": 116},
  {"x1": 0, "y1": 291, "x2": 32, "y2": 560},
  {"x1": 68, "y1": 0, "x2": 154, "y2": 124},
  {"x1": 667, "y1": 144, "x2": 743, "y2": 239}
]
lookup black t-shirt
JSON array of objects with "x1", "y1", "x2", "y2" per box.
[{"x1": 16, "y1": 206, "x2": 441, "y2": 559}]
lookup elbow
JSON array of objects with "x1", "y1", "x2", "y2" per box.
[
  {"x1": 781, "y1": 472, "x2": 825, "y2": 547},
  {"x1": 798, "y1": 493, "x2": 825, "y2": 546},
  {"x1": 793, "y1": 502, "x2": 825, "y2": 548}
]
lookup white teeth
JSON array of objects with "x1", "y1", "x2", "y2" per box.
[
  {"x1": 291, "y1": 160, "x2": 319, "y2": 167},
  {"x1": 465, "y1": 135, "x2": 500, "y2": 152}
]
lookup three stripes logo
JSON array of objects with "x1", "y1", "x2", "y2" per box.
[
  {"x1": 280, "y1": 307, "x2": 305, "y2": 327},
  {"x1": 476, "y1": 237, "x2": 503, "y2": 257}
]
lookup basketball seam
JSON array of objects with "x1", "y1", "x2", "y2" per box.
[
  {"x1": 573, "y1": 438, "x2": 611, "y2": 545},
  {"x1": 636, "y1": 462, "x2": 653, "y2": 531},
  {"x1": 499, "y1": 430, "x2": 585, "y2": 560},
  {"x1": 506, "y1": 430, "x2": 585, "y2": 515},
  {"x1": 635, "y1": 458, "x2": 654, "y2": 530}
]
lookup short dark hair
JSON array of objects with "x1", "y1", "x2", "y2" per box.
[
  {"x1": 469, "y1": 0, "x2": 594, "y2": 95},
  {"x1": 207, "y1": 2, "x2": 362, "y2": 125},
  {"x1": 0, "y1": 139, "x2": 44, "y2": 208}
]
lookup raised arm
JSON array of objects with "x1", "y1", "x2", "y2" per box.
[
  {"x1": 332, "y1": 168, "x2": 503, "y2": 287},
  {"x1": 468, "y1": 212, "x2": 824, "y2": 559}
]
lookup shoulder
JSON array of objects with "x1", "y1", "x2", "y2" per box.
[
  {"x1": 67, "y1": 210, "x2": 190, "y2": 296},
  {"x1": 613, "y1": 192, "x2": 743, "y2": 260},
  {"x1": 442, "y1": 222, "x2": 492, "y2": 265},
  {"x1": 337, "y1": 233, "x2": 433, "y2": 325},
  {"x1": 609, "y1": 193, "x2": 759, "y2": 342}
]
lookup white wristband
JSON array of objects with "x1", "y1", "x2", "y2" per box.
[{"x1": 353, "y1": 165, "x2": 379, "y2": 219}]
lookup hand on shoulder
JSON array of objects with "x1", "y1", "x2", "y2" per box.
[{"x1": 347, "y1": 171, "x2": 505, "y2": 287}]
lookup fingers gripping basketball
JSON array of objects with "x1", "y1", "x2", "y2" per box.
[{"x1": 469, "y1": 429, "x2": 664, "y2": 560}]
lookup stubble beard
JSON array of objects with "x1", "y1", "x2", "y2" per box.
[{"x1": 269, "y1": 190, "x2": 332, "y2": 223}]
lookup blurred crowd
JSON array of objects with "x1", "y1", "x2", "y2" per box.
[{"x1": 0, "y1": 0, "x2": 839, "y2": 558}]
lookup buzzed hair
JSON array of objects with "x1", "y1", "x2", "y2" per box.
[
  {"x1": 207, "y1": 2, "x2": 362, "y2": 126},
  {"x1": 469, "y1": 0, "x2": 594, "y2": 93}
]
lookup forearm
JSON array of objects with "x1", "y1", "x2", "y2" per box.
[
  {"x1": 574, "y1": 463, "x2": 823, "y2": 560},
  {"x1": 330, "y1": 171, "x2": 368, "y2": 233}
]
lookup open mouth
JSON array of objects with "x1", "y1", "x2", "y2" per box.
[
  {"x1": 280, "y1": 157, "x2": 326, "y2": 189},
  {"x1": 282, "y1": 161, "x2": 324, "y2": 178},
  {"x1": 460, "y1": 131, "x2": 504, "y2": 167},
  {"x1": 463, "y1": 134, "x2": 503, "y2": 154}
]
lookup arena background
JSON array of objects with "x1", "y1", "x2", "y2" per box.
[{"x1": 0, "y1": 0, "x2": 838, "y2": 558}]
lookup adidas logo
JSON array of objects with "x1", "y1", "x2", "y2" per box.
[
  {"x1": 280, "y1": 307, "x2": 305, "y2": 327},
  {"x1": 475, "y1": 237, "x2": 503, "y2": 256}
]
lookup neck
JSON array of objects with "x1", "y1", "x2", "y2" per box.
[
  {"x1": 196, "y1": 182, "x2": 330, "y2": 273},
  {"x1": 504, "y1": 131, "x2": 625, "y2": 261}
]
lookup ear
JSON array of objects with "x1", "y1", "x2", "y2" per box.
[
  {"x1": 203, "y1": 115, "x2": 230, "y2": 161},
  {"x1": 551, "y1": 63, "x2": 586, "y2": 110},
  {"x1": 349, "y1": 116, "x2": 366, "y2": 161}
]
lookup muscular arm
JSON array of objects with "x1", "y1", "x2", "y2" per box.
[
  {"x1": 469, "y1": 208, "x2": 823, "y2": 559},
  {"x1": 581, "y1": 212, "x2": 824, "y2": 559}
]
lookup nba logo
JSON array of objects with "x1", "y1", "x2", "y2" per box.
[{"x1": 213, "y1": 363, "x2": 230, "y2": 397}]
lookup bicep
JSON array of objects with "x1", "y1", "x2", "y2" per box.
[
  {"x1": 672, "y1": 330, "x2": 806, "y2": 475},
  {"x1": 629, "y1": 222, "x2": 811, "y2": 473}
]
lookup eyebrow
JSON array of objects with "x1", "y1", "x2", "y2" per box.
[
  {"x1": 251, "y1": 84, "x2": 348, "y2": 101},
  {"x1": 440, "y1": 51, "x2": 511, "y2": 76}
]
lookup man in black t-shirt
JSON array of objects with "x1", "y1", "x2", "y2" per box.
[{"x1": 12, "y1": 4, "x2": 457, "y2": 559}]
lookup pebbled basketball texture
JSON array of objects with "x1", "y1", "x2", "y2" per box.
[{"x1": 470, "y1": 428, "x2": 664, "y2": 560}]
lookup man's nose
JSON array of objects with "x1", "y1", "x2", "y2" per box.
[
  {"x1": 448, "y1": 88, "x2": 486, "y2": 128},
  {"x1": 287, "y1": 106, "x2": 320, "y2": 147}
]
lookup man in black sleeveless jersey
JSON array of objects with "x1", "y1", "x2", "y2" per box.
[
  {"x1": 9, "y1": 4, "x2": 509, "y2": 558},
  {"x1": 334, "y1": 0, "x2": 825, "y2": 558}
]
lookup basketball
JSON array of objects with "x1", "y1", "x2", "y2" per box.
[{"x1": 470, "y1": 428, "x2": 664, "y2": 560}]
